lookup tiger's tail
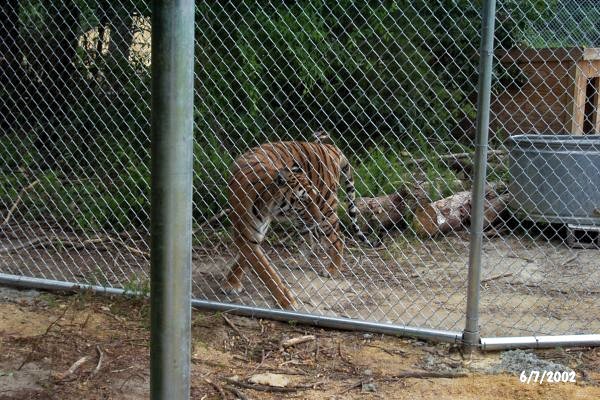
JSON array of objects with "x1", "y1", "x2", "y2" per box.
[
  {"x1": 313, "y1": 130, "x2": 333, "y2": 144},
  {"x1": 340, "y1": 157, "x2": 381, "y2": 248}
]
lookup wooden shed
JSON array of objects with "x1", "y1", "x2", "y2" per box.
[{"x1": 491, "y1": 47, "x2": 600, "y2": 135}]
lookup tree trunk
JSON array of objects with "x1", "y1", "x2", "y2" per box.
[
  {"x1": 33, "y1": 0, "x2": 80, "y2": 168},
  {"x1": 0, "y1": 0, "x2": 20, "y2": 134},
  {"x1": 413, "y1": 191, "x2": 472, "y2": 236},
  {"x1": 106, "y1": 3, "x2": 134, "y2": 63},
  {"x1": 354, "y1": 183, "x2": 508, "y2": 237},
  {"x1": 355, "y1": 183, "x2": 431, "y2": 231},
  {"x1": 413, "y1": 186, "x2": 508, "y2": 237}
]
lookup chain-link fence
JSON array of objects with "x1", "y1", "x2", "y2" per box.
[{"x1": 0, "y1": 0, "x2": 599, "y2": 346}]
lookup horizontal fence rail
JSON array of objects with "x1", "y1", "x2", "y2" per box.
[{"x1": 0, "y1": 0, "x2": 598, "y2": 349}]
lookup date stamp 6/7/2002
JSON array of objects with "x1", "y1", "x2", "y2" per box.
[{"x1": 520, "y1": 370, "x2": 576, "y2": 384}]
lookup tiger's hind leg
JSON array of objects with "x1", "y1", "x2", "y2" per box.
[
  {"x1": 223, "y1": 259, "x2": 245, "y2": 295},
  {"x1": 222, "y1": 233, "x2": 248, "y2": 295},
  {"x1": 299, "y1": 221, "x2": 319, "y2": 259},
  {"x1": 309, "y1": 213, "x2": 344, "y2": 278},
  {"x1": 312, "y1": 194, "x2": 344, "y2": 278}
]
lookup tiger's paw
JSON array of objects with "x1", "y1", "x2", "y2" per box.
[
  {"x1": 280, "y1": 298, "x2": 298, "y2": 311},
  {"x1": 317, "y1": 266, "x2": 336, "y2": 279},
  {"x1": 221, "y1": 283, "x2": 244, "y2": 297}
]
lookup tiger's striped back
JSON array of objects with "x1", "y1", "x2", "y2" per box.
[
  {"x1": 229, "y1": 140, "x2": 371, "y2": 241},
  {"x1": 224, "y1": 140, "x2": 375, "y2": 308}
]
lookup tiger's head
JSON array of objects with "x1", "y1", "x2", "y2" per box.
[{"x1": 270, "y1": 163, "x2": 322, "y2": 223}]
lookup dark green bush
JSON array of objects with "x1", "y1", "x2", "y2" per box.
[
  {"x1": 196, "y1": 1, "x2": 551, "y2": 151},
  {"x1": 0, "y1": 0, "x2": 554, "y2": 232},
  {"x1": 193, "y1": 133, "x2": 234, "y2": 220}
]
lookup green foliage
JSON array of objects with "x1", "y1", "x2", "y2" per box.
[
  {"x1": 518, "y1": 0, "x2": 599, "y2": 48},
  {"x1": 193, "y1": 132, "x2": 234, "y2": 220},
  {"x1": 0, "y1": 63, "x2": 151, "y2": 231},
  {"x1": 1, "y1": 0, "x2": 550, "y2": 233},
  {"x1": 196, "y1": 0, "x2": 548, "y2": 153},
  {"x1": 0, "y1": 0, "x2": 154, "y2": 232},
  {"x1": 122, "y1": 277, "x2": 151, "y2": 296},
  {"x1": 0, "y1": 134, "x2": 38, "y2": 174},
  {"x1": 353, "y1": 146, "x2": 412, "y2": 197},
  {"x1": 353, "y1": 145, "x2": 463, "y2": 202},
  {"x1": 198, "y1": 1, "x2": 458, "y2": 150},
  {"x1": 0, "y1": 166, "x2": 149, "y2": 232}
]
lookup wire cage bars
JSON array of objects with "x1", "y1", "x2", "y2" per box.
[{"x1": 0, "y1": 0, "x2": 599, "y2": 348}]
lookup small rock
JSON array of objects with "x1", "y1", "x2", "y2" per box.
[
  {"x1": 362, "y1": 382, "x2": 377, "y2": 392},
  {"x1": 363, "y1": 333, "x2": 373, "y2": 339},
  {"x1": 0, "y1": 287, "x2": 40, "y2": 305},
  {"x1": 363, "y1": 369, "x2": 373, "y2": 376},
  {"x1": 248, "y1": 373, "x2": 290, "y2": 388},
  {"x1": 498, "y1": 350, "x2": 572, "y2": 374}
]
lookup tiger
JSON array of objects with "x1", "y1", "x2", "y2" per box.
[{"x1": 223, "y1": 133, "x2": 377, "y2": 309}]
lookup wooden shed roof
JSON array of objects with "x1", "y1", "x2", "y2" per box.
[{"x1": 497, "y1": 47, "x2": 600, "y2": 64}]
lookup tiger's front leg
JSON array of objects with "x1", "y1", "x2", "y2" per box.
[
  {"x1": 305, "y1": 215, "x2": 343, "y2": 278},
  {"x1": 320, "y1": 217, "x2": 344, "y2": 278},
  {"x1": 225, "y1": 236, "x2": 297, "y2": 309}
]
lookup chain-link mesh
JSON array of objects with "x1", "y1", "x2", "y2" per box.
[
  {"x1": 481, "y1": 0, "x2": 600, "y2": 337},
  {"x1": 0, "y1": 1, "x2": 598, "y2": 339}
]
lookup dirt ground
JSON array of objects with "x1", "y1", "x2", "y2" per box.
[
  {"x1": 1, "y1": 223, "x2": 599, "y2": 340},
  {"x1": 1, "y1": 286, "x2": 599, "y2": 400},
  {"x1": 193, "y1": 230, "x2": 600, "y2": 338}
]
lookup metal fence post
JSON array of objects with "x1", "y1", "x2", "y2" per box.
[
  {"x1": 150, "y1": 0, "x2": 194, "y2": 398},
  {"x1": 3, "y1": 0, "x2": 598, "y2": 357},
  {"x1": 463, "y1": 0, "x2": 497, "y2": 350}
]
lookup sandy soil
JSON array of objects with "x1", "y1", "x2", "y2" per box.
[
  {"x1": 1, "y1": 224, "x2": 599, "y2": 340},
  {"x1": 191, "y1": 231, "x2": 600, "y2": 338},
  {"x1": 0, "y1": 287, "x2": 599, "y2": 400}
]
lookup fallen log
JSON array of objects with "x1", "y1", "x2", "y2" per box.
[
  {"x1": 413, "y1": 187, "x2": 508, "y2": 237},
  {"x1": 482, "y1": 193, "x2": 510, "y2": 230},
  {"x1": 354, "y1": 180, "x2": 471, "y2": 231},
  {"x1": 413, "y1": 190, "x2": 472, "y2": 236},
  {"x1": 355, "y1": 192, "x2": 413, "y2": 231},
  {"x1": 355, "y1": 183, "x2": 431, "y2": 231}
]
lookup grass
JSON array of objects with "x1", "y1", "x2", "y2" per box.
[
  {"x1": 0, "y1": 131, "x2": 509, "y2": 242},
  {"x1": 122, "y1": 277, "x2": 151, "y2": 297},
  {"x1": 352, "y1": 144, "x2": 468, "y2": 201}
]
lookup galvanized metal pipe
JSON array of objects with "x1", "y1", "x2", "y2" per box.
[
  {"x1": 463, "y1": 0, "x2": 497, "y2": 349},
  {"x1": 0, "y1": 273, "x2": 462, "y2": 344},
  {"x1": 3, "y1": 273, "x2": 599, "y2": 351},
  {"x1": 0, "y1": 273, "x2": 143, "y2": 296},
  {"x1": 190, "y1": 299, "x2": 463, "y2": 343},
  {"x1": 150, "y1": 0, "x2": 194, "y2": 398},
  {"x1": 481, "y1": 335, "x2": 600, "y2": 351}
]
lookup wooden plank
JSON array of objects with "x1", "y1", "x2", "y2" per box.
[
  {"x1": 569, "y1": 62, "x2": 587, "y2": 135},
  {"x1": 583, "y1": 48, "x2": 600, "y2": 61},
  {"x1": 497, "y1": 47, "x2": 583, "y2": 64},
  {"x1": 593, "y1": 76, "x2": 600, "y2": 134}
]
